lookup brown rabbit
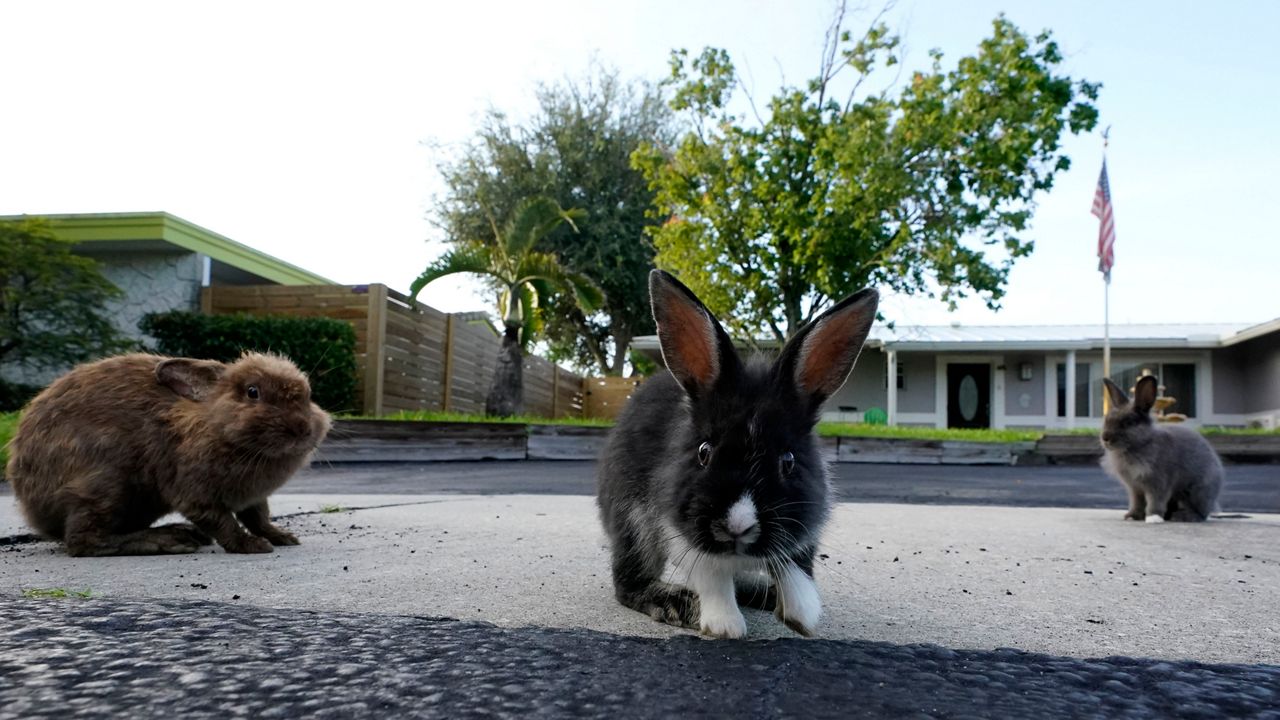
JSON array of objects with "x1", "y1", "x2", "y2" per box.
[{"x1": 5, "y1": 352, "x2": 331, "y2": 556}]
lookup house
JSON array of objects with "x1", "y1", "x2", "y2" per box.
[
  {"x1": 633, "y1": 319, "x2": 1280, "y2": 430},
  {"x1": 1, "y1": 211, "x2": 334, "y2": 385}
]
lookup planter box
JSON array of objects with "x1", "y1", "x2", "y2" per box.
[
  {"x1": 1035, "y1": 434, "x2": 1103, "y2": 464},
  {"x1": 1035, "y1": 432, "x2": 1280, "y2": 464},
  {"x1": 316, "y1": 420, "x2": 1280, "y2": 465},
  {"x1": 527, "y1": 425, "x2": 610, "y2": 460},
  {"x1": 1207, "y1": 434, "x2": 1280, "y2": 461},
  {"x1": 835, "y1": 437, "x2": 1034, "y2": 465},
  {"x1": 317, "y1": 420, "x2": 526, "y2": 462}
]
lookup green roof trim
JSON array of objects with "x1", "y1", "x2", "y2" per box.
[{"x1": 7, "y1": 212, "x2": 334, "y2": 286}]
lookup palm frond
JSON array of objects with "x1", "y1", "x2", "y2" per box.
[
  {"x1": 526, "y1": 277, "x2": 556, "y2": 303},
  {"x1": 408, "y1": 246, "x2": 498, "y2": 301},
  {"x1": 515, "y1": 283, "x2": 541, "y2": 349},
  {"x1": 563, "y1": 269, "x2": 605, "y2": 313},
  {"x1": 503, "y1": 197, "x2": 584, "y2": 259},
  {"x1": 515, "y1": 252, "x2": 604, "y2": 314}
]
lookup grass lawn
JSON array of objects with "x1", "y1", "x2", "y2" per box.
[
  {"x1": 354, "y1": 412, "x2": 1277, "y2": 443},
  {"x1": 372, "y1": 410, "x2": 613, "y2": 428},
  {"x1": 0, "y1": 411, "x2": 19, "y2": 470},
  {"x1": 815, "y1": 422, "x2": 1042, "y2": 443}
]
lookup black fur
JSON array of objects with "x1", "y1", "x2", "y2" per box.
[{"x1": 597, "y1": 270, "x2": 878, "y2": 636}]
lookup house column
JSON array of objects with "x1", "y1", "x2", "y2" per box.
[
  {"x1": 1065, "y1": 349, "x2": 1077, "y2": 429},
  {"x1": 886, "y1": 348, "x2": 898, "y2": 426}
]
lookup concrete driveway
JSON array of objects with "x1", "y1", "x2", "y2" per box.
[
  {"x1": 2, "y1": 464, "x2": 1277, "y2": 717},
  {"x1": 2, "y1": 487, "x2": 1276, "y2": 664}
]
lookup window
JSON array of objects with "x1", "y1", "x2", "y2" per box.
[
  {"x1": 1109, "y1": 361, "x2": 1197, "y2": 418},
  {"x1": 1161, "y1": 364, "x2": 1196, "y2": 417},
  {"x1": 885, "y1": 362, "x2": 906, "y2": 390},
  {"x1": 1055, "y1": 363, "x2": 1091, "y2": 418}
]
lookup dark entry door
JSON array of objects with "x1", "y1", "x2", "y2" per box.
[{"x1": 947, "y1": 363, "x2": 991, "y2": 429}]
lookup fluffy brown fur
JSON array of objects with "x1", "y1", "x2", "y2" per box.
[{"x1": 6, "y1": 352, "x2": 331, "y2": 556}]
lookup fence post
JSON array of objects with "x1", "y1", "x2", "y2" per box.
[
  {"x1": 363, "y1": 284, "x2": 388, "y2": 416},
  {"x1": 551, "y1": 365, "x2": 560, "y2": 418},
  {"x1": 441, "y1": 313, "x2": 455, "y2": 412}
]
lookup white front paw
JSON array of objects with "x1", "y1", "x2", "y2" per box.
[
  {"x1": 1145, "y1": 514, "x2": 1165, "y2": 524},
  {"x1": 700, "y1": 605, "x2": 747, "y2": 639},
  {"x1": 776, "y1": 562, "x2": 822, "y2": 637}
]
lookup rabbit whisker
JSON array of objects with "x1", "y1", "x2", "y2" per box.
[{"x1": 760, "y1": 499, "x2": 823, "y2": 513}]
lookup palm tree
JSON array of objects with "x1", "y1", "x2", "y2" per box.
[{"x1": 409, "y1": 196, "x2": 603, "y2": 417}]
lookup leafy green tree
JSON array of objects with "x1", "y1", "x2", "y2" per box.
[
  {"x1": 0, "y1": 218, "x2": 128, "y2": 371},
  {"x1": 410, "y1": 197, "x2": 603, "y2": 417},
  {"x1": 433, "y1": 68, "x2": 678, "y2": 375},
  {"x1": 633, "y1": 8, "x2": 1100, "y2": 343}
]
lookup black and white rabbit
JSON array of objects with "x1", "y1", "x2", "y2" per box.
[
  {"x1": 597, "y1": 270, "x2": 878, "y2": 638},
  {"x1": 1100, "y1": 375, "x2": 1223, "y2": 523}
]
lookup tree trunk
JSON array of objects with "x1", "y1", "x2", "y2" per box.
[
  {"x1": 485, "y1": 325, "x2": 524, "y2": 417},
  {"x1": 608, "y1": 330, "x2": 632, "y2": 377}
]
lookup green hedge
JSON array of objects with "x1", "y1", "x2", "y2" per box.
[
  {"x1": 140, "y1": 311, "x2": 357, "y2": 413},
  {"x1": 0, "y1": 380, "x2": 41, "y2": 412}
]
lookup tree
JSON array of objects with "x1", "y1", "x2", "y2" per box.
[
  {"x1": 632, "y1": 7, "x2": 1100, "y2": 343},
  {"x1": 409, "y1": 197, "x2": 603, "y2": 417},
  {"x1": 0, "y1": 218, "x2": 127, "y2": 370},
  {"x1": 433, "y1": 68, "x2": 678, "y2": 375}
]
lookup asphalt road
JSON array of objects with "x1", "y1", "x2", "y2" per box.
[
  {"x1": 289, "y1": 460, "x2": 1280, "y2": 513},
  {"x1": 4, "y1": 597, "x2": 1278, "y2": 720}
]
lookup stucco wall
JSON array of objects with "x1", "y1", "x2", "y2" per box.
[
  {"x1": 0, "y1": 251, "x2": 203, "y2": 387},
  {"x1": 897, "y1": 352, "x2": 937, "y2": 414},
  {"x1": 1212, "y1": 333, "x2": 1280, "y2": 416},
  {"x1": 1249, "y1": 333, "x2": 1280, "y2": 413},
  {"x1": 1212, "y1": 346, "x2": 1246, "y2": 415},
  {"x1": 1242, "y1": 332, "x2": 1280, "y2": 414},
  {"x1": 96, "y1": 250, "x2": 204, "y2": 342},
  {"x1": 1004, "y1": 353, "x2": 1047, "y2": 417},
  {"x1": 825, "y1": 349, "x2": 888, "y2": 418}
]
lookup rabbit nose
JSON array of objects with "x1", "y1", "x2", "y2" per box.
[{"x1": 723, "y1": 495, "x2": 760, "y2": 545}]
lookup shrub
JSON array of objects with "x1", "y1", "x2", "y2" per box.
[
  {"x1": 140, "y1": 311, "x2": 358, "y2": 413},
  {"x1": 0, "y1": 380, "x2": 41, "y2": 412}
]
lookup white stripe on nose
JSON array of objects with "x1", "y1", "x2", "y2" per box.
[{"x1": 726, "y1": 495, "x2": 758, "y2": 537}]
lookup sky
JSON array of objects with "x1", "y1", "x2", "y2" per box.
[{"x1": 2, "y1": 0, "x2": 1277, "y2": 332}]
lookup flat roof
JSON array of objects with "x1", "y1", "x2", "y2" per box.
[
  {"x1": 870, "y1": 322, "x2": 1252, "y2": 351},
  {"x1": 633, "y1": 320, "x2": 1274, "y2": 355},
  {"x1": 2, "y1": 212, "x2": 334, "y2": 286}
]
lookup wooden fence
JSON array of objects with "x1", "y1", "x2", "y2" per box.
[
  {"x1": 582, "y1": 376, "x2": 645, "y2": 420},
  {"x1": 201, "y1": 284, "x2": 584, "y2": 418}
]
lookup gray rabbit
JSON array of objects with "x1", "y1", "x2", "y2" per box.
[{"x1": 1100, "y1": 375, "x2": 1223, "y2": 522}]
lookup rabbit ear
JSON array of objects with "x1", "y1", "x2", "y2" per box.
[
  {"x1": 776, "y1": 288, "x2": 879, "y2": 412},
  {"x1": 1132, "y1": 375, "x2": 1159, "y2": 415},
  {"x1": 1103, "y1": 378, "x2": 1130, "y2": 410},
  {"x1": 649, "y1": 270, "x2": 738, "y2": 397},
  {"x1": 156, "y1": 358, "x2": 226, "y2": 401}
]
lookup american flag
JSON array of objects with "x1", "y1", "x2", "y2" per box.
[{"x1": 1091, "y1": 159, "x2": 1116, "y2": 279}]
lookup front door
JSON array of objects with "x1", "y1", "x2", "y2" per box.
[{"x1": 947, "y1": 363, "x2": 991, "y2": 429}]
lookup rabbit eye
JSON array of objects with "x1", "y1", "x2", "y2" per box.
[
  {"x1": 696, "y1": 441, "x2": 712, "y2": 468},
  {"x1": 780, "y1": 451, "x2": 795, "y2": 475},
  {"x1": 246, "y1": 385, "x2": 260, "y2": 400}
]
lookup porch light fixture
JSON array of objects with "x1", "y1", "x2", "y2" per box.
[{"x1": 1019, "y1": 363, "x2": 1034, "y2": 381}]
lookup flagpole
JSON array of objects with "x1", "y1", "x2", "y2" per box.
[
  {"x1": 1103, "y1": 271, "x2": 1111, "y2": 409},
  {"x1": 1101, "y1": 128, "x2": 1112, "y2": 415}
]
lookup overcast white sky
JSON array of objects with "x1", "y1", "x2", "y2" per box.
[{"x1": 2, "y1": 1, "x2": 1276, "y2": 330}]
